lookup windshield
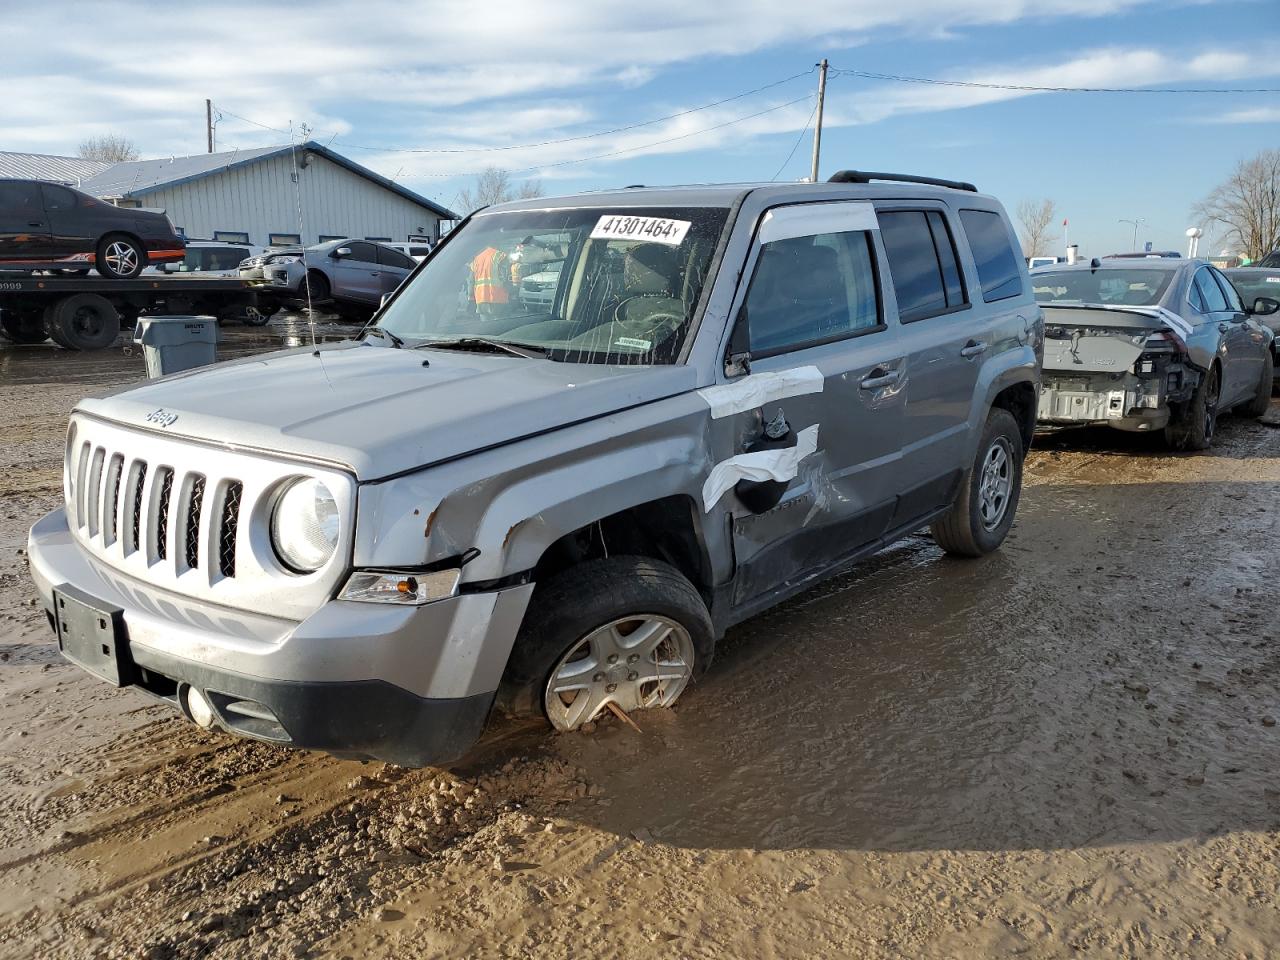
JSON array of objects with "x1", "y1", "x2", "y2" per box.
[
  {"x1": 1226, "y1": 272, "x2": 1280, "y2": 306},
  {"x1": 1032, "y1": 268, "x2": 1174, "y2": 307},
  {"x1": 375, "y1": 206, "x2": 730, "y2": 363}
]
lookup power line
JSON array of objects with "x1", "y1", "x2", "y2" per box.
[
  {"x1": 770, "y1": 99, "x2": 819, "y2": 181},
  {"x1": 829, "y1": 66, "x2": 1280, "y2": 94},
  {"x1": 211, "y1": 67, "x2": 816, "y2": 158}
]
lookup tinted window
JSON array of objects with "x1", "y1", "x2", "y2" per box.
[
  {"x1": 1194, "y1": 269, "x2": 1228, "y2": 312},
  {"x1": 203, "y1": 246, "x2": 249, "y2": 271},
  {"x1": 376, "y1": 245, "x2": 415, "y2": 269},
  {"x1": 0, "y1": 181, "x2": 43, "y2": 216},
  {"x1": 879, "y1": 211, "x2": 948, "y2": 322},
  {"x1": 408, "y1": 246, "x2": 430, "y2": 257},
  {"x1": 959, "y1": 209, "x2": 1022, "y2": 302},
  {"x1": 1225, "y1": 271, "x2": 1280, "y2": 307},
  {"x1": 928, "y1": 211, "x2": 966, "y2": 309},
  {"x1": 1211, "y1": 269, "x2": 1242, "y2": 312},
  {"x1": 40, "y1": 184, "x2": 78, "y2": 214},
  {"x1": 214, "y1": 231, "x2": 250, "y2": 244},
  {"x1": 269, "y1": 233, "x2": 301, "y2": 246},
  {"x1": 342, "y1": 241, "x2": 378, "y2": 263},
  {"x1": 744, "y1": 230, "x2": 880, "y2": 354}
]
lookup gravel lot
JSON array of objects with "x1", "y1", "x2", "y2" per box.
[{"x1": 1, "y1": 319, "x2": 1278, "y2": 959}]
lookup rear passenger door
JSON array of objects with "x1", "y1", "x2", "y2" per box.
[
  {"x1": 874, "y1": 205, "x2": 980, "y2": 512},
  {"x1": 375, "y1": 244, "x2": 415, "y2": 297},
  {"x1": 712, "y1": 201, "x2": 907, "y2": 609}
]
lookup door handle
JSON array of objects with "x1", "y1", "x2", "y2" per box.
[
  {"x1": 960, "y1": 340, "x2": 988, "y2": 358},
  {"x1": 27, "y1": 221, "x2": 43, "y2": 227},
  {"x1": 859, "y1": 368, "x2": 899, "y2": 390}
]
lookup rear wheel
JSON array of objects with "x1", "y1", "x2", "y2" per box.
[
  {"x1": 45, "y1": 294, "x2": 121, "y2": 350},
  {"x1": 931, "y1": 407, "x2": 1024, "y2": 557},
  {"x1": 0, "y1": 309, "x2": 49, "y2": 344},
  {"x1": 96, "y1": 234, "x2": 145, "y2": 279},
  {"x1": 500, "y1": 556, "x2": 713, "y2": 731},
  {"x1": 1243, "y1": 350, "x2": 1274, "y2": 418},
  {"x1": 1166, "y1": 363, "x2": 1220, "y2": 450}
]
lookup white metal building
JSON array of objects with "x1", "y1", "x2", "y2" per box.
[{"x1": 74, "y1": 142, "x2": 456, "y2": 246}]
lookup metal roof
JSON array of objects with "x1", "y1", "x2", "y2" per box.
[
  {"x1": 78, "y1": 141, "x2": 458, "y2": 219},
  {"x1": 0, "y1": 151, "x2": 112, "y2": 185}
]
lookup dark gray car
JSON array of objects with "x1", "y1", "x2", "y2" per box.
[
  {"x1": 29, "y1": 172, "x2": 1043, "y2": 766},
  {"x1": 1033, "y1": 259, "x2": 1275, "y2": 448},
  {"x1": 263, "y1": 239, "x2": 416, "y2": 311},
  {"x1": 1224, "y1": 266, "x2": 1280, "y2": 390}
]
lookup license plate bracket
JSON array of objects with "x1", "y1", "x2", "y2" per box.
[{"x1": 52, "y1": 584, "x2": 133, "y2": 687}]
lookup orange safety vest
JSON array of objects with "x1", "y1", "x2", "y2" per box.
[{"x1": 471, "y1": 247, "x2": 510, "y2": 304}]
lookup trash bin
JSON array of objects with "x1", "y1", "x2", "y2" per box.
[{"x1": 134, "y1": 316, "x2": 218, "y2": 378}]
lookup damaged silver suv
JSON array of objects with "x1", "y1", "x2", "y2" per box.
[{"x1": 29, "y1": 172, "x2": 1043, "y2": 766}]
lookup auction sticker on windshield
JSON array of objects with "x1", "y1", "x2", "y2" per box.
[{"x1": 591, "y1": 215, "x2": 692, "y2": 246}]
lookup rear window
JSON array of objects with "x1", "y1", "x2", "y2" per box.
[
  {"x1": 959, "y1": 209, "x2": 1022, "y2": 302},
  {"x1": 1033, "y1": 268, "x2": 1173, "y2": 307}
]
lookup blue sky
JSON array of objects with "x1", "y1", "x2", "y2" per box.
[{"x1": 2, "y1": 0, "x2": 1276, "y2": 255}]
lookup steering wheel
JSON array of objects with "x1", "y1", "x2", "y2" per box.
[{"x1": 613, "y1": 295, "x2": 685, "y2": 341}]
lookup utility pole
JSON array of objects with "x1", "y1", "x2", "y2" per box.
[
  {"x1": 809, "y1": 58, "x2": 828, "y2": 183},
  {"x1": 1119, "y1": 217, "x2": 1146, "y2": 252},
  {"x1": 205, "y1": 99, "x2": 214, "y2": 153}
]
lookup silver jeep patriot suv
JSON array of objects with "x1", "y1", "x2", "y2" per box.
[{"x1": 29, "y1": 171, "x2": 1043, "y2": 766}]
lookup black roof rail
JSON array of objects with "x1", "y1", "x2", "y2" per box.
[{"x1": 827, "y1": 170, "x2": 978, "y2": 192}]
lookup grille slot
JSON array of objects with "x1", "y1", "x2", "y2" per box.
[
  {"x1": 129, "y1": 462, "x2": 148, "y2": 555},
  {"x1": 155, "y1": 468, "x2": 174, "y2": 561},
  {"x1": 219, "y1": 481, "x2": 243, "y2": 578},
  {"x1": 74, "y1": 441, "x2": 91, "y2": 525},
  {"x1": 103, "y1": 454, "x2": 124, "y2": 546},
  {"x1": 184, "y1": 475, "x2": 206, "y2": 570},
  {"x1": 85, "y1": 447, "x2": 106, "y2": 537}
]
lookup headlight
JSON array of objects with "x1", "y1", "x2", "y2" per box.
[{"x1": 271, "y1": 478, "x2": 339, "y2": 573}]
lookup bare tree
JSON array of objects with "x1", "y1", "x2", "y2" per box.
[
  {"x1": 1194, "y1": 149, "x2": 1280, "y2": 261},
  {"x1": 77, "y1": 133, "x2": 140, "y2": 163},
  {"x1": 454, "y1": 168, "x2": 543, "y2": 215},
  {"x1": 1016, "y1": 198, "x2": 1058, "y2": 258}
]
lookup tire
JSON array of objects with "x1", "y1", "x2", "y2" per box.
[
  {"x1": 1165, "y1": 362, "x2": 1220, "y2": 451},
  {"x1": 1243, "y1": 350, "x2": 1274, "y2": 418},
  {"x1": 930, "y1": 407, "x2": 1024, "y2": 558},
  {"x1": 241, "y1": 305, "x2": 276, "y2": 327},
  {"x1": 499, "y1": 556, "x2": 714, "y2": 730},
  {"x1": 45, "y1": 294, "x2": 121, "y2": 351},
  {"x1": 0, "y1": 309, "x2": 49, "y2": 344},
  {"x1": 299, "y1": 271, "x2": 330, "y2": 304},
  {"x1": 95, "y1": 234, "x2": 145, "y2": 279}
]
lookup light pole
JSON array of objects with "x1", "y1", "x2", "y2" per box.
[{"x1": 1118, "y1": 218, "x2": 1146, "y2": 252}]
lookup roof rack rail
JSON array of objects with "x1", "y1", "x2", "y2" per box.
[{"x1": 827, "y1": 170, "x2": 978, "y2": 192}]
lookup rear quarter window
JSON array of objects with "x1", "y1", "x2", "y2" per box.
[{"x1": 959, "y1": 209, "x2": 1023, "y2": 302}]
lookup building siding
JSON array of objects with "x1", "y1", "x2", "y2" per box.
[{"x1": 141, "y1": 152, "x2": 443, "y2": 245}]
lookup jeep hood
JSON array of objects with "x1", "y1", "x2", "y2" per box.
[{"x1": 77, "y1": 342, "x2": 699, "y2": 480}]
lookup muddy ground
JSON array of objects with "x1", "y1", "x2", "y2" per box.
[{"x1": 0, "y1": 319, "x2": 1277, "y2": 959}]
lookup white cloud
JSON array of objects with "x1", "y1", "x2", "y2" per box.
[{"x1": 1198, "y1": 106, "x2": 1280, "y2": 124}]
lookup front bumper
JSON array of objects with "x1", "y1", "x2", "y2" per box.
[{"x1": 28, "y1": 508, "x2": 533, "y2": 766}]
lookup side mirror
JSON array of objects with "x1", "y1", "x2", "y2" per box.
[
  {"x1": 1252, "y1": 296, "x2": 1280, "y2": 317},
  {"x1": 334, "y1": 247, "x2": 351, "y2": 258}
]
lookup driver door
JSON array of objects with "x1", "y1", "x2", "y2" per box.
[{"x1": 330, "y1": 241, "x2": 382, "y2": 303}]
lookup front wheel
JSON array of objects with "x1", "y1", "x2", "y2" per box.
[
  {"x1": 500, "y1": 556, "x2": 714, "y2": 731},
  {"x1": 930, "y1": 407, "x2": 1024, "y2": 557},
  {"x1": 96, "y1": 235, "x2": 145, "y2": 279}
]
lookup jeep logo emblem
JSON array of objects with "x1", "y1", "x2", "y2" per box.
[{"x1": 145, "y1": 408, "x2": 179, "y2": 428}]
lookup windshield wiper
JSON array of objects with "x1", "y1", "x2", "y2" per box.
[
  {"x1": 363, "y1": 326, "x2": 405, "y2": 349},
  {"x1": 415, "y1": 337, "x2": 548, "y2": 359}
]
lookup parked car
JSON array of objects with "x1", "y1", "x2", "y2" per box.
[
  {"x1": 238, "y1": 247, "x2": 303, "y2": 282},
  {"x1": 148, "y1": 240, "x2": 262, "y2": 276},
  {"x1": 1255, "y1": 251, "x2": 1280, "y2": 269},
  {"x1": 1033, "y1": 259, "x2": 1276, "y2": 447},
  {"x1": 261, "y1": 239, "x2": 416, "y2": 312},
  {"x1": 0, "y1": 178, "x2": 184, "y2": 278},
  {"x1": 518, "y1": 261, "x2": 563, "y2": 307},
  {"x1": 1105, "y1": 251, "x2": 1182, "y2": 259},
  {"x1": 29, "y1": 171, "x2": 1043, "y2": 767},
  {"x1": 385, "y1": 241, "x2": 433, "y2": 262},
  {"x1": 1224, "y1": 266, "x2": 1280, "y2": 391}
]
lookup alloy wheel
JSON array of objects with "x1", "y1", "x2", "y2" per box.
[
  {"x1": 545, "y1": 614, "x2": 695, "y2": 731},
  {"x1": 978, "y1": 437, "x2": 1013, "y2": 531}
]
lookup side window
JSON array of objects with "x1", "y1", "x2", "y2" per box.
[
  {"x1": 342, "y1": 241, "x2": 378, "y2": 263},
  {"x1": 1188, "y1": 280, "x2": 1206, "y2": 313},
  {"x1": 0, "y1": 181, "x2": 43, "y2": 216},
  {"x1": 1211, "y1": 269, "x2": 1243, "y2": 312},
  {"x1": 959, "y1": 209, "x2": 1023, "y2": 302},
  {"x1": 40, "y1": 184, "x2": 77, "y2": 214},
  {"x1": 878, "y1": 210, "x2": 965, "y2": 322},
  {"x1": 744, "y1": 229, "x2": 880, "y2": 355},
  {"x1": 376, "y1": 245, "x2": 415, "y2": 269},
  {"x1": 1194, "y1": 269, "x2": 1228, "y2": 313}
]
